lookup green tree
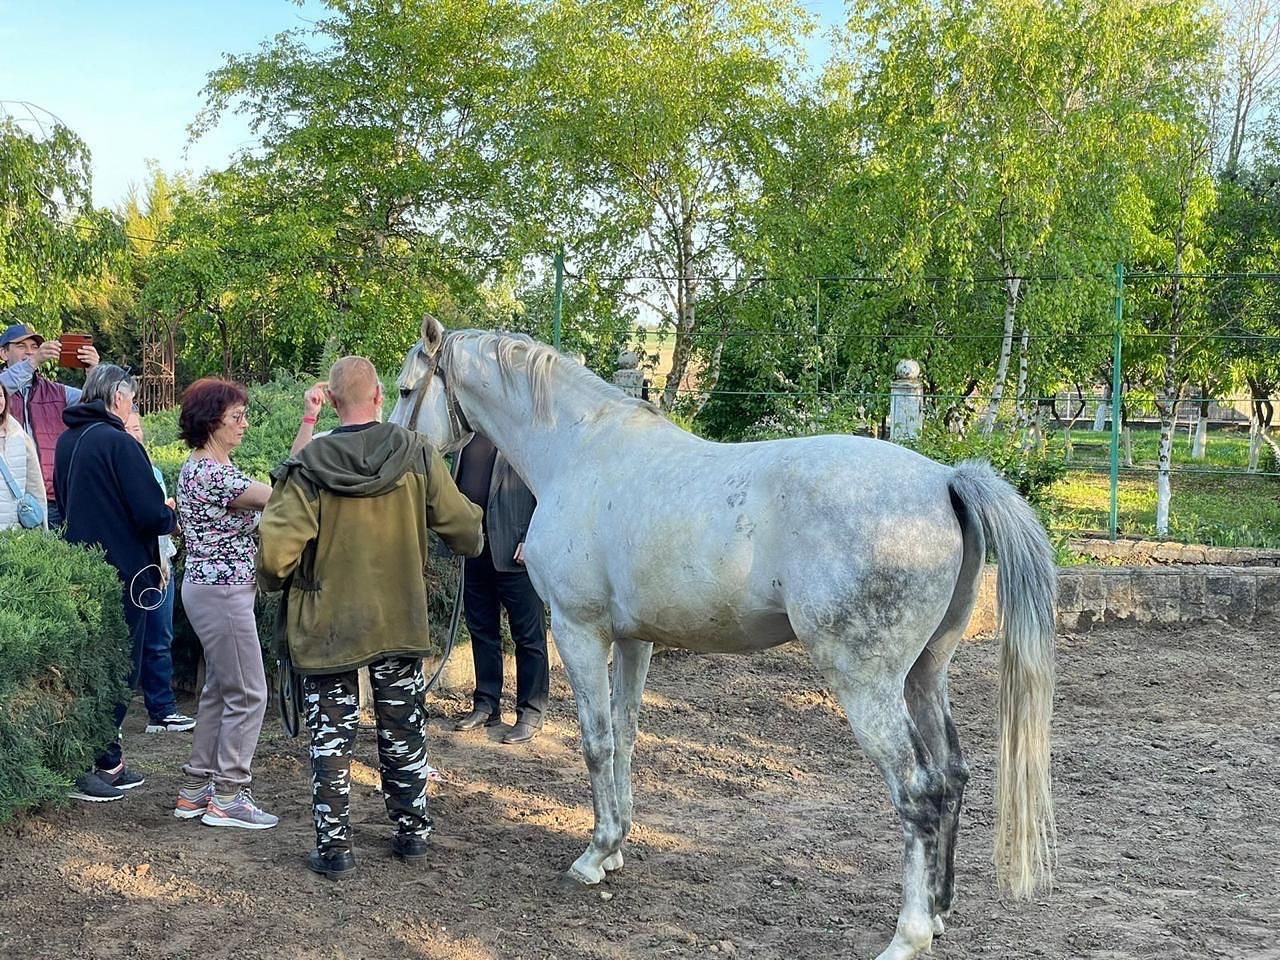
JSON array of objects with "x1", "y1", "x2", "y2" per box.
[
  {"x1": 834, "y1": 0, "x2": 1219, "y2": 439},
  {"x1": 523, "y1": 0, "x2": 812, "y2": 411},
  {"x1": 0, "y1": 115, "x2": 121, "y2": 328},
  {"x1": 151, "y1": 0, "x2": 538, "y2": 380},
  {"x1": 65, "y1": 165, "x2": 184, "y2": 380}
]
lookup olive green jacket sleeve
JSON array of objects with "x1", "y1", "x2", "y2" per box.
[
  {"x1": 256, "y1": 474, "x2": 320, "y2": 594},
  {"x1": 425, "y1": 445, "x2": 485, "y2": 558}
]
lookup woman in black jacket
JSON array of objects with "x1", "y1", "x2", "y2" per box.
[{"x1": 54, "y1": 364, "x2": 177, "y2": 803}]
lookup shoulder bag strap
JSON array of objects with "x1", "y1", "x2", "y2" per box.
[
  {"x1": 61, "y1": 422, "x2": 103, "y2": 526},
  {"x1": 0, "y1": 446, "x2": 24, "y2": 500}
]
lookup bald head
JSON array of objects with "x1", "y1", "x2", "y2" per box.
[{"x1": 327, "y1": 356, "x2": 383, "y2": 424}]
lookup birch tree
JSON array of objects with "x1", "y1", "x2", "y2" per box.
[
  {"x1": 841, "y1": 0, "x2": 1222, "y2": 437},
  {"x1": 523, "y1": 0, "x2": 810, "y2": 412},
  {"x1": 1219, "y1": 0, "x2": 1280, "y2": 173}
]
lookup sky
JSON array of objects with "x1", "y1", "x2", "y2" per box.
[{"x1": 0, "y1": 0, "x2": 847, "y2": 211}]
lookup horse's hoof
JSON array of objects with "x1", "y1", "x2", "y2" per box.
[
  {"x1": 932, "y1": 915, "x2": 945, "y2": 937},
  {"x1": 602, "y1": 851, "x2": 624, "y2": 873}
]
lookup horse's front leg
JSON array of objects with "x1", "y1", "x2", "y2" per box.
[
  {"x1": 603, "y1": 636, "x2": 654, "y2": 873},
  {"x1": 553, "y1": 614, "x2": 622, "y2": 885}
]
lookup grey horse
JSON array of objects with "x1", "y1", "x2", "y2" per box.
[{"x1": 391, "y1": 316, "x2": 1057, "y2": 960}]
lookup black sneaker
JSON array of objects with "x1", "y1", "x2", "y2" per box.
[
  {"x1": 391, "y1": 832, "x2": 431, "y2": 865},
  {"x1": 68, "y1": 772, "x2": 125, "y2": 803},
  {"x1": 96, "y1": 763, "x2": 145, "y2": 790},
  {"x1": 307, "y1": 848, "x2": 357, "y2": 881},
  {"x1": 145, "y1": 712, "x2": 197, "y2": 733}
]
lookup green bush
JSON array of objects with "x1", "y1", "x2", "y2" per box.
[
  {"x1": 908, "y1": 423, "x2": 1067, "y2": 507},
  {"x1": 0, "y1": 530, "x2": 130, "y2": 822}
]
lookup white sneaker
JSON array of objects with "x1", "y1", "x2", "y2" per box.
[{"x1": 146, "y1": 712, "x2": 197, "y2": 733}]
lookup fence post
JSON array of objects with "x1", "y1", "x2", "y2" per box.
[
  {"x1": 889, "y1": 359, "x2": 923, "y2": 442},
  {"x1": 553, "y1": 244, "x2": 564, "y2": 350},
  {"x1": 613, "y1": 350, "x2": 645, "y2": 398},
  {"x1": 1109, "y1": 262, "x2": 1125, "y2": 542},
  {"x1": 812, "y1": 277, "x2": 821, "y2": 431}
]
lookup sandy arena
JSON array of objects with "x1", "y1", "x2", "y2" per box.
[{"x1": 0, "y1": 622, "x2": 1275, "y2": 960}]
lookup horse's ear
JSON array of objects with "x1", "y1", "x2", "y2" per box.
[{"x1": 420, "y1": 313, "x2": 445, "y2": 357}]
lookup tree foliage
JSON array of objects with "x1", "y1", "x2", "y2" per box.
[{"x1": 0, "y1": 118, "x2": 121, "y2": 328}]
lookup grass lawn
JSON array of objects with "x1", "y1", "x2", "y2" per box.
[
  {"x1": 1050, "y1": 427, "x2": 1269, "y2": 471},
  {"x1": 1039, "y1": 428, "x2": 1280, "y2": 548},
  {"x1": 1046, "y1": 468, "x2": 1280, "y2": 548}
]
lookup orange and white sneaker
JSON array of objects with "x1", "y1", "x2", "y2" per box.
[{"x1": 173, "y1": 780, "x2": 215, "y2": 820}]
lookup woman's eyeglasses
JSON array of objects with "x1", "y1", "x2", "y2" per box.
[{"x1": 225, "y1": 410, "x2": 250, "y2": 425}]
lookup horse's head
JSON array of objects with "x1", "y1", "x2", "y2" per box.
[{"x1": 389, "y1": 313, "x2": 470, "y2": 452}]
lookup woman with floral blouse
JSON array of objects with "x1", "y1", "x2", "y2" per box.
[{"x1": 173, "y1": 378, "x2": 279, "y2": 830}]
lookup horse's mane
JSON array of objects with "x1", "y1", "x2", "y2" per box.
[{"x1": 442, "y1": 329, "x2": 659, "y2": 424}]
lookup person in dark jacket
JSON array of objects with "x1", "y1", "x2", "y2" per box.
[
  {"x1": 54, "y1": 364, "x2": 177, "y2": 803},
  {"x1": 452, "y1": 434, "x2": 550, "y2": 745}
]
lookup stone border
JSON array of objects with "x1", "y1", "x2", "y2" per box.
[
  {"x1": 1069, "y1": 536, "x2": 1280, "y2": 567},
  {"x1": 966, "y1": 564, "x2": 1280, "y2": 637}
]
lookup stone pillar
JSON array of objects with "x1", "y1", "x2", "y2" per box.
[
  {"x1": 889, "y1": 359, "x2": 923, "y2": 442},
  {"x1": 613, "y1": 349, "x2": 646, "y2": 399}
]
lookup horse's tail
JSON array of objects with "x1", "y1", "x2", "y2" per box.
[{"x1": 948, "y1": 459, "x2": 1057, "y2": 899}]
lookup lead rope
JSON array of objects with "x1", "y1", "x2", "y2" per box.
[{"x1": 422, "y1": 447, "x2": 467, "y2": 694}]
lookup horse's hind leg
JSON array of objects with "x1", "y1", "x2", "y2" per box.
[
  {"x1": 602, "y1": 637, "x2": 654, "y2": 873},
  {"x1": 906, "y1": 498, "x2": 983, "y2": 931},
  {"x1": 905, "y1": 662, "x2": 968, "y2": 935},
  {"x1": 815, "y1": 665, "x2": 944, "y2": 960}
]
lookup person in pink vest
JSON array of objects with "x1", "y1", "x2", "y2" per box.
[{"x1": 0, "y1": 322, "x2": 99, "y2": 527}]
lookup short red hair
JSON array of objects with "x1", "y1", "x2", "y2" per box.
[{"x1": 179, "y1": 377, "x2": 249, "y2": 449}]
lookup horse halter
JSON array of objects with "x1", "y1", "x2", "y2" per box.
[{"x1": 406, "y1": 343, "x2": 472, "y2": 453}]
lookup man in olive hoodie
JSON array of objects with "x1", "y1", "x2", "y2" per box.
[{"x1": 258, "y1": 356, "x2": 483, "y2": 880}]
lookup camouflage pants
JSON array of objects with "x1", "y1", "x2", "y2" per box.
[{"x1": 303, "y1": 656, "x2": 434, "y2": 853}]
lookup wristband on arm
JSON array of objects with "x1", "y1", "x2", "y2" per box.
[{"x1": 301, "y1": 415, "x2": 318, "y2": 425}]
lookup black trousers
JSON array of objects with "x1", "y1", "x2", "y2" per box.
[{"x1": 463, "y1": 550, "x2": 549, "y2": 726}]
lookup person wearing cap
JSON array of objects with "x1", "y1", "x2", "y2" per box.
[{"x1": 0, "y1": 322, "x2": 99, "y2": 527}]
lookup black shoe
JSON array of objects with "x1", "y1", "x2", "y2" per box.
[
  {"x1": 68, "y1": 771, "x2": 125, "y2": 803},
  {"x1": 96, "y1": 763, "x2": 145, "y2": 791},
  {"x1": 391, "y1": 833, "x2": 431, "y2": 865},
  {"x1": 454, "y1": 708, "x2": 501, "y2": 731},
  {"x1": 501, "y1": 720, "x2": 541, "y2": 744},
  {"x1": 306, "y1": 848, "x2": 356, "y2": 881}
]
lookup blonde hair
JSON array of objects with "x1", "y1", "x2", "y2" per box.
[{"x1": 327, "y1": 356, "x2": 379, "y2": 411}]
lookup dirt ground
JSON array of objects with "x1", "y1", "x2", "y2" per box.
[{"x1": 0, "y1": 622, "x2": 1276, "y2": 960}]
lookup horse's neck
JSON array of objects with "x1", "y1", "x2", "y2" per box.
[{"x1": 454, "y1": 370, "x2": 659, "y2": 494}]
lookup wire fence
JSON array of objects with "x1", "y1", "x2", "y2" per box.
[{"x1": 553, "y1": 266, "x2": 1280, "y2": 548}]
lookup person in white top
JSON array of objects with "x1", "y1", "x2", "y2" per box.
[{"x1": 0, "y1": 382, "x2": 48, "y2": 531}]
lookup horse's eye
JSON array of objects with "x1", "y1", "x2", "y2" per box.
[{"x1": 399, "y1": 388, "x2": 411, "y2": 398}]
